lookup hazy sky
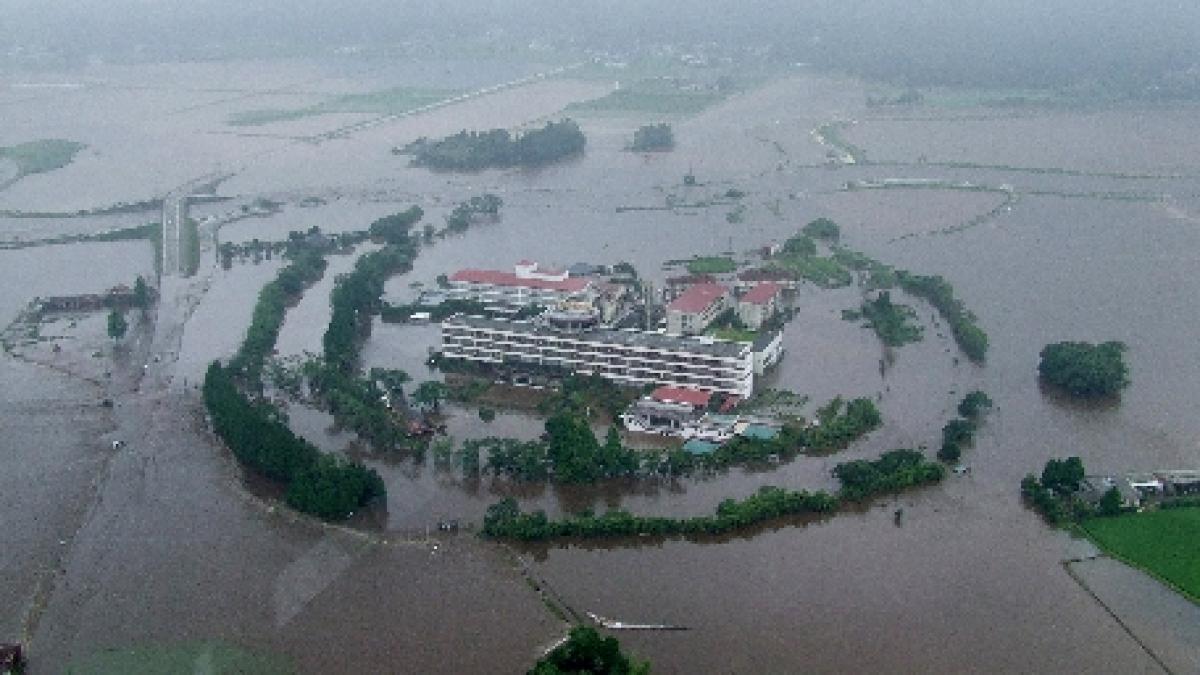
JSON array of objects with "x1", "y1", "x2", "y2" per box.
[{"x1": 5, "y1": 1, "x2": 1199, "y2": 87}]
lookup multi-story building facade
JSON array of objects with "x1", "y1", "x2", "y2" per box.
[
  {"x1": 737, "y1": 282, "x2": 782, "y2": 330},
  {"x1": 440, "y1": 314, "x2": 755, "y2": 396},
  {"x1": 665, "y1": 282, "x2": 732, "y2": 335}
]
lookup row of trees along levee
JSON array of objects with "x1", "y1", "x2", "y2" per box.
[
  {"x1": 307, "y1": 207, "x2": 427, "y2": 451},
  {"x1": 202, "y1": 217, "x2": 424, "y2": 521},
  {"x1": 483, "y1": 449, "x2": 945, "y2": 541}
]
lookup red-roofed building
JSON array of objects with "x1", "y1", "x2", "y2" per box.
[
  {"x1": 738, "y1": 282, "x2": 783, "y2": 329},
  {"x1": 651, "y1": 386, "x2": 712, "y2": 409},
  {"x1": 666, "y1": 283, "x2": 731, "y2": 335},
  {"x1": 447, "y1": 261, "x2": 594, "y2": 307}
]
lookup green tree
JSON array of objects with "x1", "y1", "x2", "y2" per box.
[
  {"x1": 529, "y1": 626, "x2": 650, "y2": 675},
  {"x1": 802, "y1": 217, "x2": 840, "y2": 241},
  {"x1": 1041, "y1": 456, "x2": 1085, "y2": 494},
  {"x1": 107, "y1": 308, "x2": 128, "y2": 341},
  {"x1": 1098, "y1": 486, "x2": 1123, "y2": 517},
  {"x1": 413, "y1": 380, "x2": 448, "y2": 411},
  {"x1": 630, "y1": 122, "x2": 674, "y2": 151},
  {"x1": 545, "y1": 411, "x2": 602, "y2": 483},
  {"x1": 957, "y1": 391, "x2": 993, "y2": 419},
  {"x1": 133, "y1": 275, "x2": 150, "y2": 309}
]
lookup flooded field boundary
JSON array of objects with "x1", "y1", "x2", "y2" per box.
[{"x1": 1063, "y1": 557, "x2": 1176, "y2": 674}]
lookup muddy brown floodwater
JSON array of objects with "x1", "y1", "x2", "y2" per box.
[{"x1": 3, "y1": 57, "x2": 1200, "y2": 673}]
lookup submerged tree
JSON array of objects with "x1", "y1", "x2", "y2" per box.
[
  {"x1": 107, "y1": 308, "x2": 128, "y2": 341},
  {"x1": 529, "y1": 626, "x2": 649, "y2": 675}
]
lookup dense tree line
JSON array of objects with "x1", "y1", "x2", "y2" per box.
[
  {"x1": 482, "y1": 485, "x2": 838, "y2": 541},
  {"x1": 202, "y1": 362, "x2": 384, "y2": 520},
  {"x1": 324, "y1": 211, "x2": 422, "y2": 372},
  {"x1": 367, "y1": 206, "x2": 424, "y2": 245},
  {"x1": 409, "y1": 120, "x2": 586, "y2": 171},
  {"x1": 1020, "y1": 457, "x2": 1094, "y2": 524},
  {"x1": 802, "y1": 397, "x2": 883, "y2": 452},
  {"x1": 938, "y1": 390, "x2": 993, "y2": 462},
  {"x1": 768, "y1": 232, "x2": 853, "y2": 288},
  {"x1": 1038, "y1": 341, "x2": 1129, "y2": 398},
  {"x1": 443, "y1": 193, "x2": 503, "y2": 233},
  {"x1": 311, "y1": 208, "x2": 425, "y2": 451},
  {"x1": 844, "y1": 290, "x2": 923, "y2": 347},
  {"x1": 304, "y1": 360, "x2": 407, "y2": 450},
  {"x1": 895, "y1": 271, "x2": 988, "y2": 363},
  {"x1": 465, "y1": 414, "x2": 639, "y2": 483},
  {"x1": 229, "y1": 247, "x2": 327, "y2": 383},
  {"x1": 629, "y1": 122, "x2": 674, "y2": 152},
  {"x1": 483, "y1": 445, "x2": 942, "y2": 542},
  {"x1": 802, "y1": 217, "x2": 841, "y2": 241},
  {"x1": 833, "y1": 449, "x2": 946, "y2": 502},
  {"x1": 530, "y1": 626, "x2": 649, "y2": 675}
]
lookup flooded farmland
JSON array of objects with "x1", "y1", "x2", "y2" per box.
[{"x1": 4, "y1": 53, "x2": 1200, "y2": 674}]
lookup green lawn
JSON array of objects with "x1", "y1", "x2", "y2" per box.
[
  {"x1": 686, "y1": 256, "x2": 736, "y2": 274},
  {"x1": 229, "y1": 87, "x2": 459, "y2": 126},
  {"x1": 1080, "y1": 506, "x2": 1200, "y2": 603},
  {"x1": 0, "y1": 139, "x2": 86, "y2": 176},
  {"x1": 710, "y1": 326, "x2": 757, "y2": 343}
]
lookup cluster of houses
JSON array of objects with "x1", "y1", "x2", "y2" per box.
[
  {"x1": 437, "y1": 260, "x2": 786, "y2": 396},
  {"x1": 1082, "y1": 470, "x2": 1200, "y2": 509},
  {"x1": 620, "y1": 385, "x2": 783, "y2": 454}
]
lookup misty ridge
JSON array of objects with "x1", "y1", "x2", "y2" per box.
[{"x1": 5, "y1": 0, "x2": 1200, "y2": 98}]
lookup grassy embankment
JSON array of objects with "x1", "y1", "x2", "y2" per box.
[
  {"x1": 228, "y1": 87, "x2": 460, "y2": 126},
  {"x1": 180, "y1": 218, "x2": 200, "y2": 277},
  {"x1": 0, "y1": 139, "x2": 86, "y2": 178},
  {"x1": 563, "y1": 57, "x2": 775, "y2": 117},
  {"x1": 685, "y1": 255, "x2": 736, "y2": 274},
  {"x1": 1078, "y1": 506, "x2": 1200, "y2": 603}
]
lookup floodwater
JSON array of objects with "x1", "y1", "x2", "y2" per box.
[{"x1": 4, "y1": 56, "x2": 1200, "y2": 673}]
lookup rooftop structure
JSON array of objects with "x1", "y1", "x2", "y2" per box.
[
  {"x1": 651, "y1": 386, "x2": 711, "y2": 408},
  {"x1": 741, "y1": 282, "x2": 782, "y2": 306},
  {"x1": 447, "y1": 261, "x2": 594, "y2": 308}
]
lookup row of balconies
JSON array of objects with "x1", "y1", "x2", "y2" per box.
[
  {"x1": 442, "y1": 346, "x2": 751, "y2": 395},
  {"x1": 444, "y1": 345, "x2": 747, "y2": 388},
  {"x1": 444, "y1": 326, "x2": 746, "y2": 364},
  {"x1": 443, "y1": 336, "x2": 746, "y2": 375}
]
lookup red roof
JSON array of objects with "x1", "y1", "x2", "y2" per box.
[
  {"x1": 667, "y1": 283, "x2": 729, "y2": 313},
  {"x1": 741, "y1": 282, "x2": 782, "y2": 305},
  {"x1": 651, "y1": 386, "x2": 712, "y2": 408},
  {"x1": 450, "y1": 269, "x2": 590, "y2": 292}
]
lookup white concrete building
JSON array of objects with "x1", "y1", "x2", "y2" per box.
[{"x1": 440, "y1": 314, "x2": 755, "y2": 396}]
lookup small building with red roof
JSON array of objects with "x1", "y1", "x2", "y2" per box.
[
  {"x1": 737, "y1": 282, "x2": 783, "y2": 329},
  {"x1": 666, "y1": 282, "x2": 731, "y2": 335},
  {"x1": 650, "y1": 386, "x2": 712, "y2": 409}
]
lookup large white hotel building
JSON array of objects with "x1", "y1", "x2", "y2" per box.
[{"x1": 440, "y1": 314, "x2": 757, "y2": 397}]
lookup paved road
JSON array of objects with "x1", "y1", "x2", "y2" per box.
[{"x1": 159, "y1": 195, "x2": 185, "y2": 276}]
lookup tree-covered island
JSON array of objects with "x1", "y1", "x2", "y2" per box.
[
  {"x1": 405, "y1": 119, "x2": 586, "y2": 171},
  {"x1": 1038, "y1": 340, "x2": 1129, "y2": 398}
]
